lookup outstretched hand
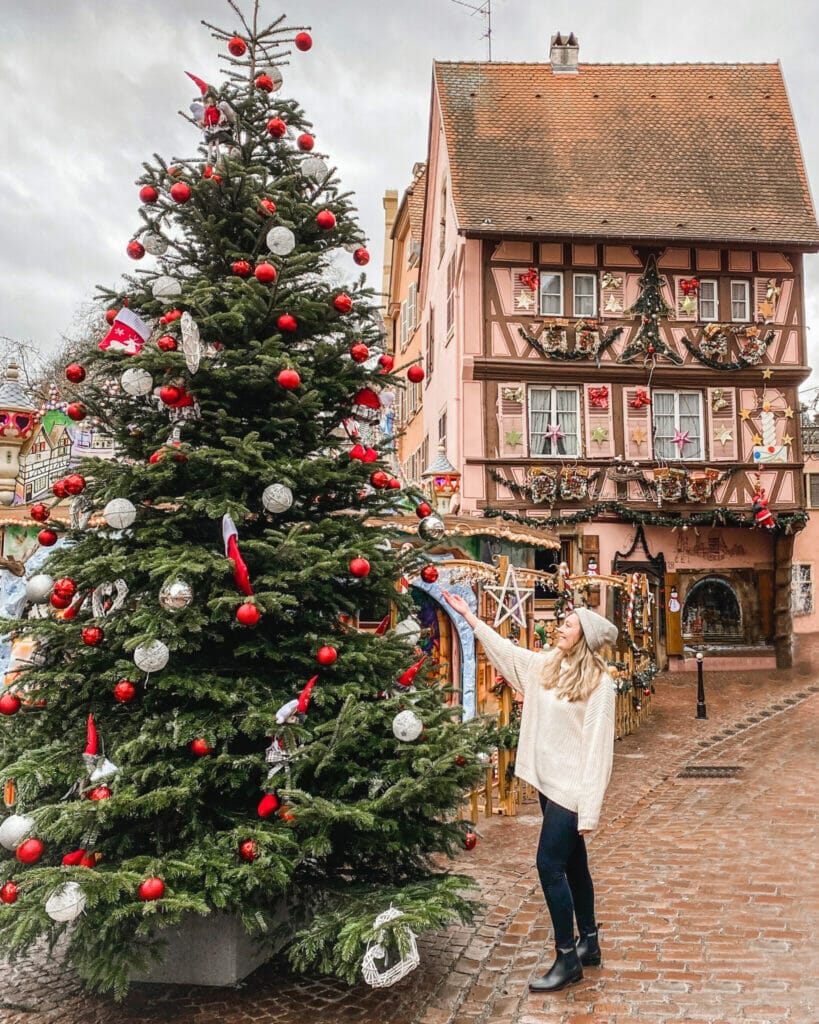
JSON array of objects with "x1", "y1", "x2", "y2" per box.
[{"x1": 441, "y1": 589, "x2": 472, "y2": 619}]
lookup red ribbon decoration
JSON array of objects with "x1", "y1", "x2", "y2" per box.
[
  {"x1": 630, "y1": 388, "x2": 652, "y2": 408},
  {"x1": 588, "y1": 386, "x2": 609, "y2": 409},
  {"x1": 679, "y1": 277, "x2": 700, "y2": 296},
  {"x1": 518, "y1": 267, "x2": 539, "y2": 292}
]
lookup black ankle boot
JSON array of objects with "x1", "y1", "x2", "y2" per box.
[
  {"x1": 575, "y1": 929, "x2": 601, "y2": 966},
  {"x1": 528, "y1": 947, "x2": 584, "y2": 992}
]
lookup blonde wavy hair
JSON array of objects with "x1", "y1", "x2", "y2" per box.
[{"x1": 541, "y1": 633, "x2": 608, "y2": 702}]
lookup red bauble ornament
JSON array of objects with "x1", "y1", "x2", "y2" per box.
[
  {"x1": 294, "y1": 31, "x2": 313, "y2": 51},
  {"x1": 170, "y1": 182, "x2": 191, "y2": 204},
  {"x1": 30, "y1": 503, "x2": 50, "y2": 523},
  {"x1": 88, "y1": 786, "x2": 112, "y2": 801},
  {"x1": 139, "y1": 185, "x2": 159, "y2": 204},
  {"x1": 148, "y1": 451, "x2": 163, "y2": 465},
  {"x1": 255, "y1": 74, "x2": 275, "y2": 92},
  {"x1": 159, "y1": 309, "x2": 182, "y2": 325},
  {"x1": 191, "y1": 738, "x2": 214, "y2": 756},
  {"x1": 407, "y1": 364, "x2": 425, "y2": 383},
  {"x1": 349, "y1": 444, "x2": 365, "y2": 460},
  {"x1": 105, "y1": 308, "x2": 119, "y2": 324},
  {"x1": 38, "y1": 529, "x2": 58, "y2": 547},
  {"x1": 53, "y1": 577, "x2": 77, "y2": 600},
  {"x1": 236, "y1": 602, "x2": 261, "y2": 626},
  {"x1": 66, "y1": 402, "x2": 87, "y2": 422},
  {"x1": 277, "y1": 314, "x2": 298, "y2": 332},
  {"x1": 232, "y1": 260, "x2": 252, "y2": 277},
  {"x1": 259, "y1": 198, "x2": 277, "y2": 216},
  {"x1": 316, "y1": 645, "x2": 338, "y2": 666},
  {"x1": 81, "y1": 626, "x2": 104, "y2": 647},
  {"x1": 266, "y1": 117, "x2": 287, "y2": 137},
  {"x1": 159, "y1": 384, "x2": 183, "y2": 406},
  {"x1": 378, "y1": 354, "x2": 394, "y2": 372},
  {"x1": 157, "y1": 335, "x2": 178, "y2": 352},
  {"x1": 333, "y1": 293, "x2": 353, "y2": 314},
  {"x1": 421, "y1": 565, "x2": 439, "y2": 584},
  {"x1": 454, "y1": 755, "x2": 466, "y2": 766},
  {"x1": 61, "y1": 849, "x2": 85, "y2": 866},
  {"x1": 0, "y1": 693, "x2": 21, "y2": 716},
  {"x1": 387, "y1": 478, "x2": 401, "y2": 490},
  {"x1": 50, "y1": 594, "x2": 70, "y2": 610},
  {"x1": 416, "y1": 502, "x2": 433, "y2": 518},
  {"x1": 127, "y1": 240, "x2": 145, "y2": 260},
  {"x1": 464, "y1": 831, "x2": 478, "y2": 851},
  {"x1": 0, "y1": 881, "x2": 18, "y2": 904},
  {"x1": 297, "y1": 133, "x2": 315, "y2": 151},
  {"x1": 16, "y1": 838, "x2": 44, "y2": 865},
  {"x1": 350, "y1": 343, "x2": 369, "y2": 363},
  {"x1": 277, "y1": 369, "x2": 300, "y2": 389},
  {"x1": 349, "y1": 557, "x2": 371, "y2": 578},
  {"x1": 316, "y1": 209, "x2": 336, "y2": 230},
  {"x1": 239, "y1": 839, "x2": 258, "y2": 862},
  {"x1": 353, "y1": 247, "x2": 370, "y2": 266},
  {"x1": 52, "y1": 479, "x2": 68, "y2": 499},
  {"x1": 65, "y1": 363, "x2": 86, "y2": 384},
  {"x1": 257, "y1": 793, "x2": 279, "y2": 817},
  {"x1": 138, "y1": 877, "x2": 165, "y2": 901},
  {"x1": 254, "y1": 262, "x2": 278, "y2": 283},
  {"x1": 114, "y1": 680, "x2": 136, "y2": 703},
  {"x1": 228, "y1": 35, "x2": 247, "y2": 56},
  {"x1": 64, "y1": 474, "x2": 85, "y2": 495},
  {"x1": 370, "y1": 470, "x2": 389, "y2": 489}
]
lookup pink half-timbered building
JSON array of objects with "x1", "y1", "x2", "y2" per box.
[{"x1": 411, "y1": 34, "x2": 819, "y2": 669}]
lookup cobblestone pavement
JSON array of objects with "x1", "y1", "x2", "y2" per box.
[{"x1": 2, "y1": 637, "x2": 818, "y2": 1024}]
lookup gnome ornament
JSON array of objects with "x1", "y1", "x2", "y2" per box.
[{"x1": 187, "y1": 72, "x2": 237, "y2": 162}]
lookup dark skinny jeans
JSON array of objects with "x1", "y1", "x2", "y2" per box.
[{"x1": 536, "y1": 792, "x2": 596, "y2": 950}]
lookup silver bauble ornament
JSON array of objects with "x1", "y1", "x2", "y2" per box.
[
  {"x1": 25, "y1": 574, "x2": 54, "y2": 604},
  {"x1": 45, "y1": 882, "x2": 86, "y2": 923},
  {"x1": 0, "y1": 814, "x2": 35, "y2": 851},
  {"x1": 301, "y1": 156, "x2": 329, "y2": 181},
  {"x1": 476, "y1": 751, "x2": 492, "y2": 765},
  {"x1": 394, "y1": 617, "x2": 421, "y2": 645},
  {"x1": 142, "y1": 233, "x2": 168, "y2": 256},
  {"x1": 262, "y1": 483, "x2": 294, "y2": 513},
  {"x1": 103, "y1": 498, "x2": 137, "y2": 530},
  {"x1": 151, "y1": 275, "x2": 182, "y2": 302},
  {"x1": 134, "y1": 640, "x2": 169, "y2": 673},
  {"x1": 392, "y1": 710, "x2": 423, "y2": 743},
  {"x1": 120, "y1": 368, "x2": 154, "y2": 397},
  {"x1": 266, "y1": 226, "x2": 296, "y2": 256},
  {"x1": 417, "y1": 514, "x2": 445, "y2": 541},
  {"x1": 159, "y1": 578, "x2": 193, "y2": 612}
]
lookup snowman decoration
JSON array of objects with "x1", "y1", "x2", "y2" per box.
[{"x1": 668, "y1": 587, "x2": 681, "y2": 614}]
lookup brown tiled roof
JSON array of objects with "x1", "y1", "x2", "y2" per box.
[
  {"x1": 434, "y1": 62, "x2": 819, "y2": 247},
  {"x1": 406, "y1": 167, "x2": 427, "y2": 245}
]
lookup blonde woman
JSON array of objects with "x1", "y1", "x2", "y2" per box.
[{"x1": 441, "y1": 591, "x2": 617, "y2": 993}]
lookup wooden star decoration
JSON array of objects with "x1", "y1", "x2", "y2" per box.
[
  {"x1": 715, "y1": 427, "x2": 734, "y2": 446},
  {"x1": 740, "y1": 408, "x2": 752, "y2": 421},
  {"x1": 757, "y1": 300, "x2": 774, "y2": 320},
  {"x1": 761, "y1": 368, "x2": 773, "y2": 379},
  {"x1": 630, "y1": 427, "x2": 647, "y2": 447},
  {"x1": 784, "y1": 406, "x2": 794, "y2": 419},
  {"x1": 782, "y1": 433, "x2": 794, "y2": 446},
  {"x1": 483, "y1": 564, "x2": 534, "y2": 629},
  {"x1": 505, "y1": 429, "x2": 523, "y2": 448},
  {"x1": 751, "y1": 433, "x2": 763, "y2": 446},
  {"x1": 515, "y1": 290, "x2": 535, "y2": 311},
  {"x1": 591, "y1": 425, "x2": 609, "y2": 444}
]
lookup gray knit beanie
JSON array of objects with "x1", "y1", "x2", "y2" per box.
[{"x1": 575, "y1": 607, "x2": 618, "y2": 652}]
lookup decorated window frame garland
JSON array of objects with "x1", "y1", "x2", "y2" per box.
[
  {"x1": 679, "y1": 326, "x2": 774, "y2": 371},
  {"x1": 519, "y1": 322, "x2": 624, "y2": 365}
]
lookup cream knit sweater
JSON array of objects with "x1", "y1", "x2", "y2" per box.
[{"x1": 474, "y1": 621, "x2": 615, "y2": 831}]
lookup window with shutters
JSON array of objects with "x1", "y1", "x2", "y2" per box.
[
  {"x1": 424, "y1": 310, "x2": 434, "y2": 380},
  {"x1": 539, "y1": 273, "x2": 563, "y2": 316},
  {"x1": 438, "y1": 408, "x2": 447, "y2": 451},
  {"x1": 699, "y1": 279, "x2": 718, "y2": 321},
  {"x1": 808, "y1": 473, "x2": 819, "y2": 508},
  {"x1": 653, "y1": 391, "x2": 703, "y2": 460},
  {"x1": 399, "y1": 299, "x2": 408, "y2": 351},
  {"x1": 407, "y1": 282, "x2": 417, "y2": 332},
  {"x1": 792, "y1": 564, "x2": 813, "y2": 617},
  {"x1": 528, "y1": 387, "x2": 580, "y2": 457},
  {"x1": 573, "y1": 274, "x2": 596, "y2": 317},
  {"x1": 730, "y1": 280, "x2": 750, "y2": 322},
  {"x1": 446, "y1": 257, "x2": 455, "y2": 340}
]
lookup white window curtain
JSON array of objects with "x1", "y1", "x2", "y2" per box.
[
  {"x1": 699, "y1": 280, "x2": 718, "y2": 321},
  {"x1": 555, "y1": 388, "x2": 579, "y2": 455},
  {"x1": 573, "y1": 274, "x2": 596, "y2": 317},
  {"x1": 653, "y1": 392, "x2": 702, "y2": 460},
  {"x1": 540, "y1": 274, "x2": 563, "y2": 316},
  {"x1": 653, "y1": 392, "x2": 676, "y2": 459},
  {"x1": 678, "y1": 393, "x2": 702, "y2": 458},
  {"x1": 529, "y1": 388, "x2": 551, "y2": 455},
  {"x1": 529, "y1": 388, "x2": 579, "y2": 456}
]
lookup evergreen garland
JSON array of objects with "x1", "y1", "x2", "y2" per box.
[{"x1": 677, "y1": 329, "x2": 775, "y2": 371}]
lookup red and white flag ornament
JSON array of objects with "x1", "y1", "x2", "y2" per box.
[
  {"x1": 99, "y1": 308, "x2": 151, "y2": 356},
  {"x1": 222, "y1": 514, "x2": 253, "y2": 596}
]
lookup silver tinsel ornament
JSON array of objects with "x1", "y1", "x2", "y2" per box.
[
  {"x1": 392, "y1": 710, "x2": 423, "y2": 742},
  {"x1": 266, "y1": 226, "x2": 296, "y2": 256},
  {"x1": 159, "y1": 578, "x2": 193, "y2": 612},
  {"x1": 134, "y1": 640, "x2": 169, "y2": 673},
  {"x1": 25, "y1": 574, "x2": 54, "y2": 604},
  {"x1": 417, "y1": 514, "x2": 445, "y2": 541},
  {"x1": 120, "y1": 368, "x2": 154, "y2": 397},
  {"x1": 262, "y1": 483, "x2": 294, "y2": 513},
  {"x1": 103, "y1": 498, "x2": 137, "y2": 530}
]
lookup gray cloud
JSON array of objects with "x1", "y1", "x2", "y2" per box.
[{"x1": 1, "y1": 0, "x2": 817, "y2": 386}]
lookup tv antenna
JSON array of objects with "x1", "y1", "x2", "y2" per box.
[{"x1": 450, "y1": 0, "x2": 493, "y2": 61}]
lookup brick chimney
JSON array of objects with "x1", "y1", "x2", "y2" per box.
[{"x1": 550, "y1": 32, "x2": 579, "y2": 74}]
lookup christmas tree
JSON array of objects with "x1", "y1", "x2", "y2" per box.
[
  {"x1": 0, "y1": 3, "x2": 487, "y2": 996},
  {"x1": 619, "y1": 254, "x2": 684, "y2": 365}
]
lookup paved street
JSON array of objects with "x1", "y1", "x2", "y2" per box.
[{"x1": 2, "y1": 642, "x2": 818, "y2": 1024}]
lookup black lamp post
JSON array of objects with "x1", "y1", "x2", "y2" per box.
[{"x1": 696, "y1": 651, "x2": 707, "y2": 719}]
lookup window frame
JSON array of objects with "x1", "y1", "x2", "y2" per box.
[
  {"x1": 572, "y1": 273, "x2": 597, "y2": 318},
  {"x1": 446, "y1": 257, "x2": 456, "y2": 341},
  {"x1": 792, "y1": 563, "x2": 814, "y2": 617},
  {"x1": 438, "y1": 407, "x2": 447, "y2": 452},
  {"x1": 730, "y1": 279, "x2": 750, "y2": 323},
  {"x1": 527, "y1": 385, "x2": 581, "y2": 458},
  {"x1": 539, "y1": 272, "x2": 564, "y2": 317},
  {"x1": 698, "y1": 278, "x2": 719, "y2": 321},
  {"x1": 651, "y1": 389, "x2": 705, "y2": 461},
  {"x1": 424, "y1": 309, "x2": 434, "y2": 382},
  {"x1": 407, "y1": 281, "x2": 417, "y2": 333},
  {"x1": 808, "y1": 473, "x2": 819, "y2": 508}
]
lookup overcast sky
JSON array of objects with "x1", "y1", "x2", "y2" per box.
[{"x1": 2, "y1": 0, "x2": 818, "y2": 385}]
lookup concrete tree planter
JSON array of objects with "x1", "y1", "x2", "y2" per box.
[{"x1": 129, "y1": 911, "x2": 287, "y2": 987}]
